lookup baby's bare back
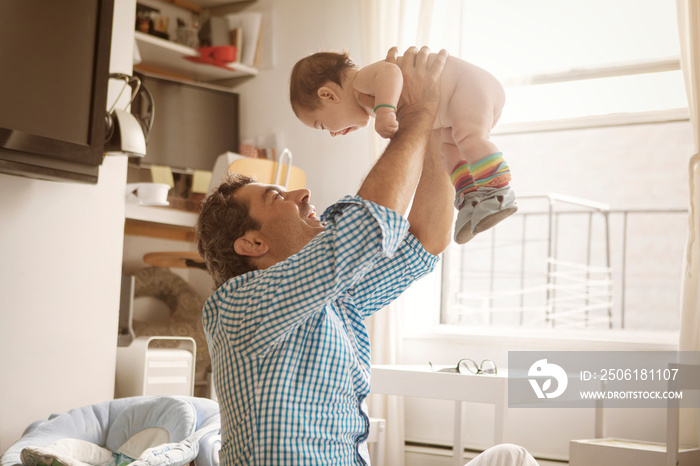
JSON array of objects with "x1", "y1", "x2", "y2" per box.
[{"x1": 396, "y1": 54, "x2": 505, "y2": 130}]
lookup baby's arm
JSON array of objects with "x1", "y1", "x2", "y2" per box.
[{"x1": 354, "y1": 61, "x2": 403, "y2": 138}]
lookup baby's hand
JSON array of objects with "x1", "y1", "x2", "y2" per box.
[{"x1": 375, "y1": 108, "x2": 399, "y2": 139}]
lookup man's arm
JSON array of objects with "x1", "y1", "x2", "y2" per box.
[
  {"x1": 407, "y1": 129, "x2": 455, "y2": 255},
  {"x1": 356, "y1": 46, "x2": 447, "y2": 217},
  {"x1": 375, "y1": 47, "x2": 453, "y2": 255}
]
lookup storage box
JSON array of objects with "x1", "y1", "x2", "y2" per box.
[
  {"x1": 569, "y1": 438, "x2": 700, "y2": 466},
  {"x1": 115, "y1": 336, "x2": 195, "y2": 398}
]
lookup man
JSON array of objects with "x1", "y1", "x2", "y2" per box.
[{"x1": 196, "y1": 47, "x2": 538, "y2": 466}]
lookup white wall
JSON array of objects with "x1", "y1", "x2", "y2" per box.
[{"x1": 0, "y1": 0, "x2": 136, "y2": 452}]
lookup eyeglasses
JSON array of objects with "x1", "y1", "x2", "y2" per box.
[{"x1": 430, "y1": 358, "x2": 497, "y2": 375}]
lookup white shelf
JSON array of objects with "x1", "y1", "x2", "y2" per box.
[
  {"x1": 194, "y1": 0, "x2": 252, "y2": 7},
  {"x1": 134, "y1": 31, "x2": 258, "y2": 82},
  {"x1": 125, "y1": 203, "x2": 198, "y2": 228}
]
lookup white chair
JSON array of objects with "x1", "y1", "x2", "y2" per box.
[
  {"x1": 368, "y1": 417, "x2": 386, "y2": 466},
  {"x1": 208, "y1": 150, "x2": 306, "y2": 194}
]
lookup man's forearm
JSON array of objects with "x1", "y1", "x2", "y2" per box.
[
  {"x1": 357, "y1": 109, "x2": 435, "y2": 216},
  {"x1": 357, "y1": 46, "x2": 447, "y2": 216},
  {"x1": 408, "y1": 130, "x2": 454, "y2": 255}
]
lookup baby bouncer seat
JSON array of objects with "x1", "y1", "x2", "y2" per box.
[{"x1": 0, "y1": 396, "x2": 220, "y2": 466}]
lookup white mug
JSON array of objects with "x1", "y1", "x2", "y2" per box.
[{"x1": 126, "y1": 183, "x2": 170, "y2": 206}]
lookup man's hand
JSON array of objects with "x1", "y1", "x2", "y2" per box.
[
  {"x1": 385, "y1": 46, "x2": 448, "y2": 123},
  {"x1": 357, "y1": 46, "x2": 448, "y2": 216}
]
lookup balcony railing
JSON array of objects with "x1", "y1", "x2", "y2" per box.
[{"x1": 441, "y1": 194, "x2": 687, "y2": 330}]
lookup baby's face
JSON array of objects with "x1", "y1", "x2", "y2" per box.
[{"x1": 298, "y1": 98, "x2": 370, "y2": 137}]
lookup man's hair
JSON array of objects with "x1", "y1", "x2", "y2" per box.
[
  {"x1": 289, "y1": 51, "x2": 356, "y2": 117},
  {"x1": 196, "y1": 173, "x2": 260, "y2": 289}
]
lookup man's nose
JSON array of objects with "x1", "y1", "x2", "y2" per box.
[{"x1": 289, "y1": 188, "x2": 311, "y2": 204}]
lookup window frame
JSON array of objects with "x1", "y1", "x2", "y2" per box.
[{"x1": 495, "y1": 56, "x2": 687, "y2": 132}]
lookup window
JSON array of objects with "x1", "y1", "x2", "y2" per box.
[
  {"x1": 435, "y1": 0, "x2": 691, "y2": 333},
  {"x1": 417, "y1": 0, "x2": 687, "y2": 125}
]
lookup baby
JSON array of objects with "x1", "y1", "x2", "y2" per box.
[{"x1": 290, "y1": 49, "x2": 516, "y2": 243}]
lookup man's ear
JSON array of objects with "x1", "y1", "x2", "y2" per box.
[
  {"x1": 233, "y1": 231, "x2": 269, "y2": 257},
  {"x1": 318, "y1": 86, "x2": 340, "y2": 103}
]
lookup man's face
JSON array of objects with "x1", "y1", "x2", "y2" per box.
[{"x1": 234, "y1": 182, "x2": 325, "y2": 263}]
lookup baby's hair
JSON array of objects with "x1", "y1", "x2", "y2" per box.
[{"x1": 290, "y1": 50, "x2": 357, "y2": 116}]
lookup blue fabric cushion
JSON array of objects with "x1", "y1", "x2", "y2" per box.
[
  {"x1": 0, "y1": 397, "x2": 140, "y2": 466},
  {"x1": 105, "y1": 397, "x2": 196, "y2": 455},
  {"x1": 0, "y1": 397, "x2": 220, "y2": 466}
]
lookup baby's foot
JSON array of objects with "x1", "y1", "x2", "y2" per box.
[
  {"x1": 471, "y1": 185, "x2": 518, "y2": 234},
  {"x1": 453, "y1": 191, "x2": 480, "y2": 244}
]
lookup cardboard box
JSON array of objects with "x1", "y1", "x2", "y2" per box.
[{"x1": 570, "y1": 438, "x2": 700, "y2": 466}]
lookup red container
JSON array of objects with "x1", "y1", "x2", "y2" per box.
[{"x1": 198, "y1": 46, "x2": 237, "y2": 63}]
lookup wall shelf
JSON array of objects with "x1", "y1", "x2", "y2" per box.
[
  {"x1": 125, "y1": 204, "x2": 198, "y2": 241},
  {"x1": 126, "y1": 203, "x2": 197, "y2": 227},
  {"x1": 134, "y1": 31, "x2": 257, "y2": 82}
]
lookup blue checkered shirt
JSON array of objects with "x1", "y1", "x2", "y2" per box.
[{"x1": 203, "y1": 195, "x2": 438, "y2": 465}]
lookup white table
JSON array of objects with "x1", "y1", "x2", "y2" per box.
[{"x1": 370, "y1": 364, "x2": 508, "y2": 466}]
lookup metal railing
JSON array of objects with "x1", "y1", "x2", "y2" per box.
[
  {"x1": 613, "y1": 207, "x2": 687, "y2": 328},
  {"x1": 441, "y1": 194, "x2": 687, "y2": 330}
]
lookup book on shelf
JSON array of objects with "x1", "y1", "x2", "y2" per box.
[
  {"x1": 225, "y1": 12, "x2": 262, "y2": 68},
  {"x1": 229, "y1": 28, "x2": 242, "y2": 64}
]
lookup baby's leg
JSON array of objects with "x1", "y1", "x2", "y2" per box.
[
  {"x1": 447, "y1": 71, "x2": 504, "y2": 164},
  {"x1": 443, "y1": 72, "x2": 504, "y2": 200},
  {"x1": 446, "y1": 75, "x2": 516, "y2": 239},
  {"x1": 441, "y1": 129, "x2": 478, "y2": 244}
]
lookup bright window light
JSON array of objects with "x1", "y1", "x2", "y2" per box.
[
  {"x1": 431, "y1": 0, "x2": 690, "y2": 334},
  {"x1": 503, "y1": 71, "x2": 687, "y2": 122},
  {"x1": 417, "y1": 0, "x2": 686, "y2": 124}
]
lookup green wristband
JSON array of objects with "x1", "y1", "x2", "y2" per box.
[{"x1": 374, "y1": 104, "x2": 397, "y2": 112}]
